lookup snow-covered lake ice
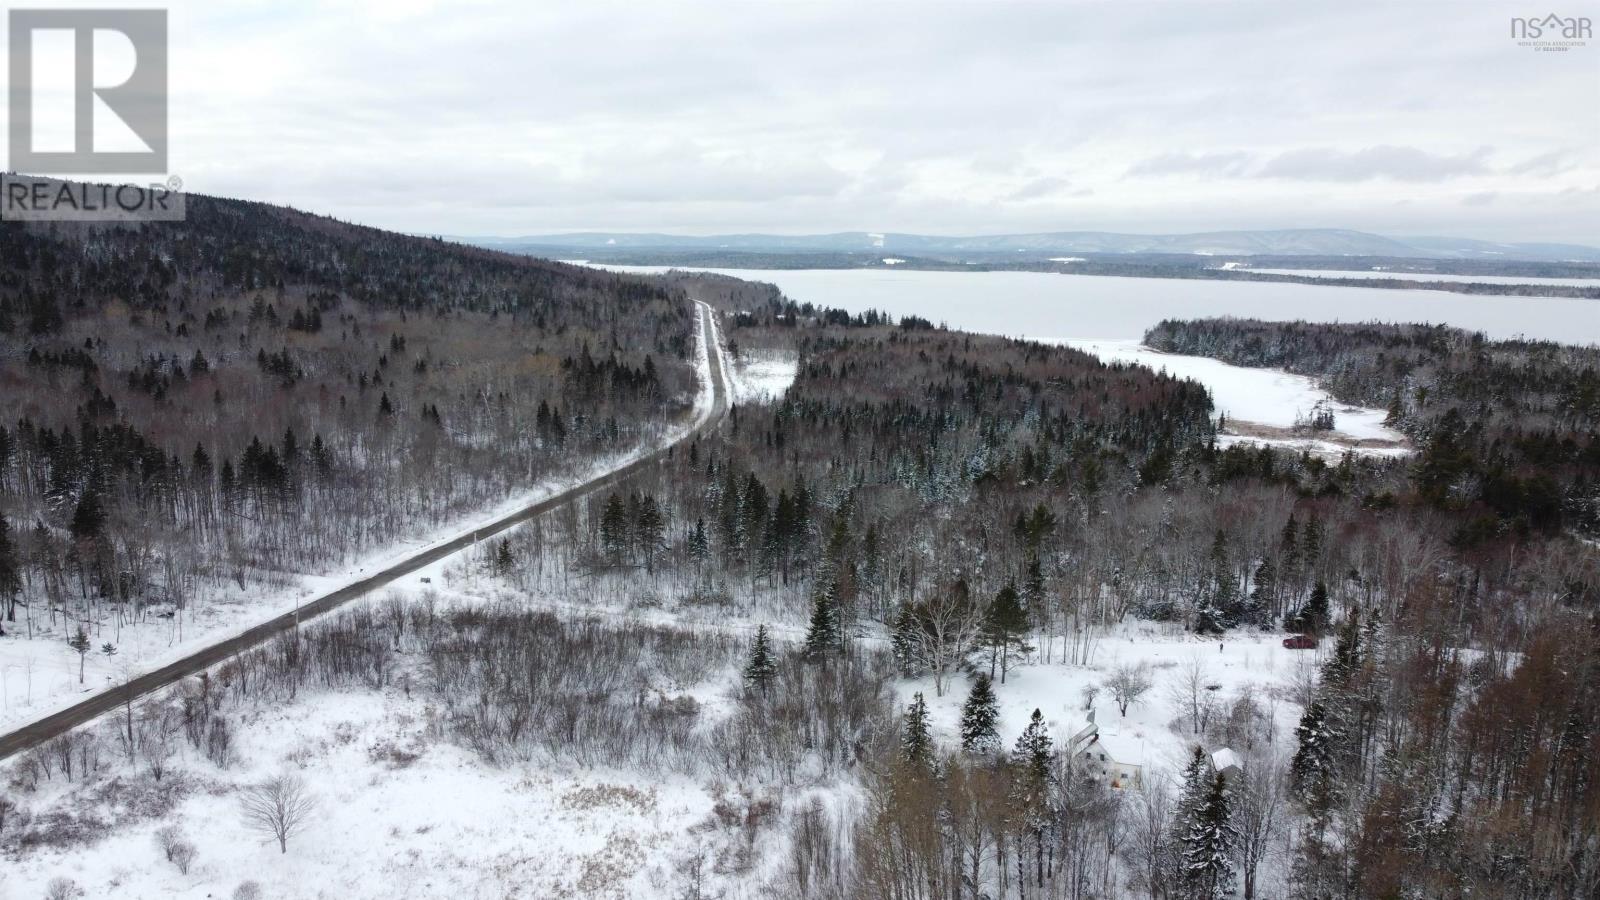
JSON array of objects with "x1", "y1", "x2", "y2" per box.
[
  {"x1": 586, "y1": 265, "x2": 1600, "y2": 345},
  {"x1": 1054, "y1": 338, "x2": 1403, "y2": 448}
]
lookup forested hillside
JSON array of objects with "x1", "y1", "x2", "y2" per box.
[
  {"x1": 0, "y1": 199, "x2": 696, "y2": 644},
  {"x1": 521, "y1": 289, "x2": 1600, "y2": 897},
  {"x1": 1146, "y1": 318, "x2": 1600, "y2": 538}
]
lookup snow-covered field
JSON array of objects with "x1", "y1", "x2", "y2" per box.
[
  {"x1": 909, "y1": 625, "x2": 1314, "y2": 778},
  {"x1": 1, "y1": 560, "x2": 1311, "y2": 900},
  {"x1": 1057, "y1": 339, "x2": 1406, "y2": 455},
  {"x1": 0, "y1": 304, "x2": 730, "y2": 736},
  {"x1": 5, "y1": 687, "x2": 725, "y2": 899},
  {"x1": 726, "y1": 349, "x2": 799, "y2": 406}
]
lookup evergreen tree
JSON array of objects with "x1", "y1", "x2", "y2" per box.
[
  {"x1": 1021, "y1": 552, "x2": 1046, "y2": 611},
  {"x1": 685, "y1": 517, "x2": 710, "y2": 569},
  {"x1": 959, "y1": 672, "x2": 1001, "y2": 754},
  {"x1": 801, "y1": 578, "x2": 842, "y2": 662},
  {"x1": 1279, "y1": 515, "x2": 1301, "y2": 572},
  {"x1": 902, "y1": 692, "x2": 934, "y2": 771},
  {"x1": 1304, "y1": 580, "x2": 1331, "y2": 632},
  {"x1": 633, "y1": 495, "x2": 666, "y2": 571},
  {"x1": 1181, "y1": 773, "x2": 1239, "y2": 900},
  {"x1": 1291, "y1": 700, "x2": 1341, "y2": 813},
  {"x1": 1248, "y1": 557, "x2": 1275, "y2": 623},
  {"x1": 1192, "y1": 598, "x2": 1226, "y2": 636},
  {"x1": 1011, "y1": 708, "x2": 1056, "y2": 784},
  {"x1": 742, "y1": 625, "x2": 778, "y2": 698},
  {"x1": 1207, "y1": 529, "x2": 1240, "y2": 624},
  {"x1": 1172, "y1": 744, "x2": 1211, "y2": 844},
  {"x1": 890, "y1": 601, "x2": 921, "y2": 675},
  {"x1": 1011, "y1": 708, "x2": 1058, "y2": 886},
  {"x1": 1302, "y1": 514, "x2": 1324, "y2": 563},
  {"x1": 0, "y1": 511, "x2": 17, "y2": 625},
  {"x1": 984, "y1": 582, "x2": 1031, "y2": 682},
  {"x1": 68, "y1": 626, "x2": 91, "y2": 683},
  {"x1": 70, "y1": 487, "x2": 106, "y2": 542},
  {"x1": 1320, "y1": 608, "x2": 1363, "y2": 693},
  {"x1": 492, "y1": 539, "x2": 515, "y2": 577},
  {"x1": 598, "y1": 493, "x2": 629, "y2": 564}
]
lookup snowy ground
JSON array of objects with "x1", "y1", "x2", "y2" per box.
[
  {"x1": 726, "y1": 349, "x2": 799, "y2": 406},
  {"x1": 0, "y1": 304, "x2": 730, "y2": 736},
  {"x1": 906, "y1": 624, "x2": 1314, "y2": 777},
  {"x1": 0, "y1": 645, "x2": 802, "y2": 900},
  {"x1": 1057, "y1": 338, "x2": 1407, "y2": 457}
]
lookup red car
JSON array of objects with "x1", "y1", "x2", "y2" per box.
[{"x1": 1282, "y1": 634, "x2": 1319, "y2": 650}]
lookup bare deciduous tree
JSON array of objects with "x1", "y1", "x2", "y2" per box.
[
  {"x1": 1167, "y1": 655, "x2": 1216, "y2": 735},
  {"x1": 1234, "y1": 749, "x2": 1289, "y2": 900},
  {"x1": 155, "y1": 824, "x2": 198, "y2": 874},
  {"x1": 240, "y1": 773, "x2": 316, "y2": 854},
  {"x1": 45, "y1": 877, "x2": 83, "y2": 900},
  {"x1": 1106, "y1": 662, "x2": 1154, "y2": 717},
  {"x1": 905, "y1": 591, "x2": 986, "y2": 697}
]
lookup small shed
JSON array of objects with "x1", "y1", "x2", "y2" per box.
[{"x1": 1211, "y1": 747, "x2": 1242, "y2": 782}]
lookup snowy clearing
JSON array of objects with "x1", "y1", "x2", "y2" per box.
[
  {"x1": 1055, "y1": 339, "x2": 1407, "y2": 455},
  {"x1": 726, "y1": 350, "x2": 799, "y2": 406}
]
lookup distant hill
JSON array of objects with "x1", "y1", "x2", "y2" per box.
[{"x1": 471, "y1": 228, "x2": 1600, "y2": 262}]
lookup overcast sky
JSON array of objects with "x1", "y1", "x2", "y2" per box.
[{"x1": 6, "y1": 0, "x2": 1599, "y2": 242}]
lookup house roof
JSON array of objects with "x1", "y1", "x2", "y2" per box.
[{"x1": 1212, "y1": 748, "x2": 1242, "y2": 771}]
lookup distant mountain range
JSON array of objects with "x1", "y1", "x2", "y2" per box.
[{"x1": 472, "y1": 228, "x2": 1600, "y2": 262}]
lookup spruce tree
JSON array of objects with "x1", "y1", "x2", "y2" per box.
[
  {"x1": 1291, "y1": 700, "x2": 1340, "y2": 814},
  {"x1": 1172, "y1": 744, "x2": 1211, "y2": 844},
  {"x1": 890, "y1": 601, "x2": 921, "y2": 675},
  {"x1": 1181, "y1": 773, "x2": 1239, "y2": 900},
  {"x1": 1192, "y1": 598, "x2": 1226, "y2": 636},
  {"x1": 686, "y1": 518, "x2": 710, "y2": 569},
  {"x1": 902, "y1": 692, "x2": 934, "y2": 771},
  {"x1": 1248, "y1": 557, "x2": 1275, "y2": 624},
  {"x1": 0, "y1": 511, "x2": 17, "y2": 625},
  {"x1": 1303, "y1": 580, "x2": 1330, "y2": 633},
  {"x1": 1011, "y1": 708, "x2": 1056, "y2": 784},
  {"x1": 70, "y1": 487, "x2": 106, "y2": 543},
  {"x1": 598, "y1": 493, "x2": 629, "y2": 564},
  {"x1": 984, "y1": 582, "x2": 1031, "y2": 682},
  {"x1": 959, "y1": 672, "x2": 1001, "y2": 754},
  {"x1": 492, "y1": 539, "x2": 515, "y2": 577},
  {"x1": 68, "y1": 627, "x2": 91, "y2": 683},
  {"x1": 742, "y1": 625, "x2": 778, "y2": 698},
  {"x1": 801, "y1": 578, "x2": 842, "y2": 662}
]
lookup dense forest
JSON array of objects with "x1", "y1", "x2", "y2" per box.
[
  {"x1": 0, "y1": 200, "x2": 697, "y2": 643},
  {"x1": 1147, "y1": 318, "x2": 1600, "y2": 539}
]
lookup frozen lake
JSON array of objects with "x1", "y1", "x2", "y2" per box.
[
  {"x1": 577, "y1": 264, "x2": 1599, "y2": 453},
  {"x1": 589, "y1": 265, "x2": 1600, "y2": 345}
]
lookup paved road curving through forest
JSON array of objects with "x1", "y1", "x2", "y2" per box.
[{"x1": 0, "y1": 302, "x2": 730, "y2": 761}]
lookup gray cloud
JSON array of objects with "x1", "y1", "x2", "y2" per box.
[
  {"x1": 1007, "y1": 176, "x2": 1075, "y2": 201},
  {"x1": 1256, "y1": 146, "x2": 1493, "y2": 182},
  {"x1": 100, "y1": 1, "x2": 1595, "y2": 243},
  {"x1": 1126, "y1": 152, "x2": 1254, "y2": 178},
  {"x1": 1505, "y1": 150, "x2": 1578, "y2": 177}
]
